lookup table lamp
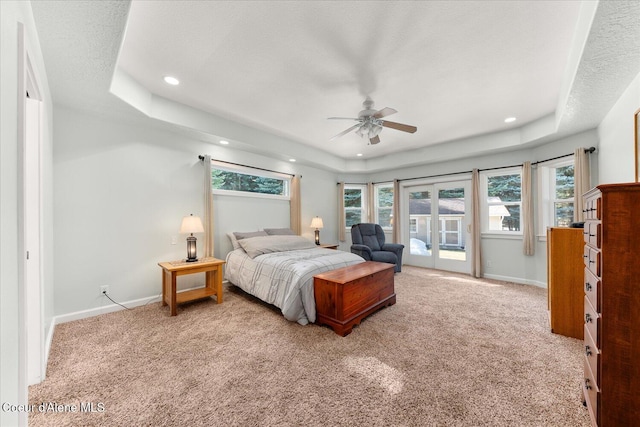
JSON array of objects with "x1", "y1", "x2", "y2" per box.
[
  {"x1": 310, "y1": 216, "x2": 323, "y2": 245},
  {"x1": 180, "y1": 214, "x2": 204, "y2": 262}
]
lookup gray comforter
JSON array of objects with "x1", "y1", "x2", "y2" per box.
[{"x1": 224, "y1": 247, "x2": 364, "y2": 325}]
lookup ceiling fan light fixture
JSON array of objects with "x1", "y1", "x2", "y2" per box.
[{"x1": 369, "y1": 124, "x2": 383, "y2": 138}]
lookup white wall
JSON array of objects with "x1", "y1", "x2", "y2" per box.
[
  {"x1": 1, "y1": 1, "x2": 54, "y2": 425},
  {"x1": 53, "y1": 106, "x2": 340, "y2": 317},
  {"x1": 598, "y1": 71, "x2": 640, "y2": 184}
]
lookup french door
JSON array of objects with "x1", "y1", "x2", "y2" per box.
[{"x1": 402, "y1": 180, "x2": 472, "y2": 273}]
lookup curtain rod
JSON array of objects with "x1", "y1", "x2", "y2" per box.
[
  {"x1": 337, "y1": 147, "x2": 596, "y2": 185},
  {"x1": 199, "y1": 155, "x2": 296, "y2": 177}
]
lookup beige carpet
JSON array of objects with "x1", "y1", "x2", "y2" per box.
[{"x1": 29, "y1": 266, "x2": 589, "y2": 426}]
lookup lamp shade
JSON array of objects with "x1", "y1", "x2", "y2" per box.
[
  {"x1": 180, "y1": 214, "x2": 204, "y2": 234},
  {"x1": 310, "y1": 217, "x2": 324, "y2": 229}
]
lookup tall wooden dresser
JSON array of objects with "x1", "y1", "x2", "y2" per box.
[
  {"x1": 582, "y1": 183, "x2": 640, "y2": 426},
  {"x1": 547, "y1": 227, "x2": 584, "y2": 339}
]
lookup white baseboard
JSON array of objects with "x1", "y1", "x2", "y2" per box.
[
  {"x1": 52, "y1": 281, "x2": 231, "y2": 325},
  {"x1": 54, "y1": 294, "x2": 162, "y2": 325},
  {"x1": 483, "y1": 273, "x2": 547, "y2": 288}
]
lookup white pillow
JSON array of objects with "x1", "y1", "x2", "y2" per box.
[{"x1": 238, "y1": 235, "x2": 316, "y2": 258}]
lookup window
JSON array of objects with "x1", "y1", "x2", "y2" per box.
[
  {"x1": 210, "y1": 160, "x2": 290, "y2": 199},
  {"x1": 344, "y1": 185, "x2": 367, "y2": 228},
  {"x1": 482, "y1": 168, "x2": 522, "y2": 233},
  {"x1": 374, "y1": 184, "x2": 394, "y2": 229},
  {"x1": 540, "y1": 159, "x2": 575, "y2": 229}
]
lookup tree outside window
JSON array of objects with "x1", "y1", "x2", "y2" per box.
[
  {"x1": 485, "y1": 172, "x2": 522, "y2": 232},
  {"x1": 375, "y1": 185, "x2": 393, "y2": 229},
  {"x1": 554, "y1": 165, "x2": 574, "y2": 227},
  {"x1": 210, "y1": 161, "x2": 290, "y2": 198},
  {"x1": 344, "y1": 187, "x2": 365, "y2": 227}
]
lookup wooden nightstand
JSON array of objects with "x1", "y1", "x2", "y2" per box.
[
  {"x1": 158, "y1": 257, "x2": 225, "y2": 316},
  {"x1": 319, "y1": 243, "x2": 339, "y2": 250}
]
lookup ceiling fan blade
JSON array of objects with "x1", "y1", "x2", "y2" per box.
[
  {"x1": 330, "y1": 123, "x2": 361, "y2": 140},
  {"x1": 373, "y1": 107, "x2": 397, "y2": 119},
  {"x1": 381, "y1": 120, "x2": 417, "y2": 133},
  {"x1": 369, "y1": 135, "x2": 381, "y2": 145},
  {"x1": 328, "y1": 117, "x2": 359, "y2": 121}
]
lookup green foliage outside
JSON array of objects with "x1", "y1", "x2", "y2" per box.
[
  {"x1": 555, "y1": 165, "x2": 575, "y2": 226},
  {"x1": 345, "y1": 188, "x2": 363, "y2": 227},
  {"x1": 378, "y1": 187, "x2": 393, "y2": 227},
  {"x1": 488, "y1": 174, "x2": 521, "y2": 231},
  {"x1": 488, "y1": 174, "x2": 521, "y2": 202},
  {"x1": 211, "y1": 169, "x2": 285, "y2": 195}
]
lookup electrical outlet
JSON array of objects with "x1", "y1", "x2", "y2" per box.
[
  {"x1": 486, "y1": 260, "x2": 492, "y2": 268},
  {"x1": 100, "y1": 285, "x2": 109, "y2": 295}
]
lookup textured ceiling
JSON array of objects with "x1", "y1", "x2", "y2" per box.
[{"x1": 30, "y1": 0, "x2": 640, "y2": 172}]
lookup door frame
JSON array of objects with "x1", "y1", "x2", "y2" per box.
[
  {"x1": 18, "y1": 23, "x2": 45, "y2": 390},
  {"x1": 400, "y1": 175, "x2": 473, "y2": 274}
]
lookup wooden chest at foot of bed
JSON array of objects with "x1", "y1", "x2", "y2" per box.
[{"x1": 313, "y1": 261, "x2": 396, "y2": 336}]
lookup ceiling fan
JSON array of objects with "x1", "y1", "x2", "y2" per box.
[{"x1": 328, "y1": 97, "x2": 417, "y2": 145}]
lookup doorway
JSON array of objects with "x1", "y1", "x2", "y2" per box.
[
  {"x1": 402, "y1": 180, "x2": 472, "y2": 274},
  {"x1": 20, "y1": 36, "x2": 45, "y2": 386}
]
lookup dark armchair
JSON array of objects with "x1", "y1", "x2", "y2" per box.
[{"x1": 350, "y1": 223, "x2": 404, "y2": 272}]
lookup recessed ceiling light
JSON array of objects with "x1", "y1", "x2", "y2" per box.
[
  {"x1": 219, "y1": 140, "x2": 229, "y2": 145},
  {"x1": 163, "y1": 76, "x2": 180, "y2": 86},
  {"x1": 289, "y1": 158, "x2": 296, "y2": 162},
  {"x1": 356, "y1": 153, "x2": 363, "y2": 157},
  {"x1": 504, "y1": 117, "x2": 516, "y2": 123}
]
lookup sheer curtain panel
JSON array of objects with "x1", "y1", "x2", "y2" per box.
[
  {"x1": 574, "y1": 147, "x2": 591, "y2": 222},
  {"x1": 338, "y1": 182, "x2": 346, "y2": 242},
  {"x1": 392, "y1": 179, "x2": 401, "y2": 244},
  {"x1": 471, "y1": 169, "x2": 482, "y2": 277},
  {"x1": 203, "y1": 155, "x2": 214, "y2": 257},
  {"x1": 522, "y1": 161, "x2": 535, "y2": 256},
  {"x1": 290, "y1": 175, "x2": 301, "y2": 235}
]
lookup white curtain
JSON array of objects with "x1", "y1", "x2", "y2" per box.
[
  {"x1": 203, "y1": 155, "x2": 214, "y2": 258},
  {"x1": 471, "y1": 169, "x2": 482, "y2": 278},
  {"x1": 574, "y1": 148, "x2": 591, "y2": 222},
  {"x1": 338, "y1": 182, "x2": 346, "y2": 242},
  {"x1": 522, "y1": 161, "x2": 535, "y2": 256},
  {"x1": 290, "y1": 175, "x2": 301, "y2": 235},
  {"x1": 367, "y1": 182, "x2": 375, "y2": 222},
  {"x1": 392, "y1": 179, "x2": 401, "y2": 244}
]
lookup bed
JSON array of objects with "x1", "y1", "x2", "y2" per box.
[{"x1": 224, "y1": 231, "x2": 364, "y2": 325}]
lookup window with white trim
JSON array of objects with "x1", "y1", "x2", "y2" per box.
[
  {"x1": 344, "y1": 185, "x2": 367, "y2": 228},
  {"x1": 210, "y1": 160, "x2": 290, "y2": 199},
  {"x1": 539, "y1": 159, "x2": 575, "y2": 230},
  {"x1": 481, "y1": 168, "x2": 522, "y2": 233},
  {"x1": 374, "y1": 183, "x2": 393, "y2": 230}
]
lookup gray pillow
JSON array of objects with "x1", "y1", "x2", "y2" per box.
[
  {"x1": 233, "y1": 230, "x2": 268, "y2": 240},
  {"x1": 263, "y1": 228, "x2": 296, "y2": 236},
  {"x1": 238, "y1": 235, "x2": 316, "y2": 259},
  {"x1": 230, "y1": 231, "x2": 268, "y2": 250}
]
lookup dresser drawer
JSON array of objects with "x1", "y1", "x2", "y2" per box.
[
  {"x1": 584, "y1": 247, "x2": 600, "y2": 277},
  {"x1": 584, "y1": 324, "x2": 600, "y2": 388},
  {"x1": 583, "y1": 356, "x2": 600, "y2": 426},
  {"x1": 584, "y1": 268, "x2": 601, "y2": 312},
  {"x1": 584, "y1": 195, "x2": 601, "y2": 220},
  {"x1": 583, "y1": 222, "x2": 601, "y2": 248},
  {"x1": 584, "y1": 296, "x2": 600, "y2": 348}
]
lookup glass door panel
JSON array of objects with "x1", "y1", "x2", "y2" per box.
[
  {"x1": 437, "y1": 187, "x2": 467, "y2": 262},
  {"x1": 406, "y1": 186, "x2": 433, "y2": 268}
]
